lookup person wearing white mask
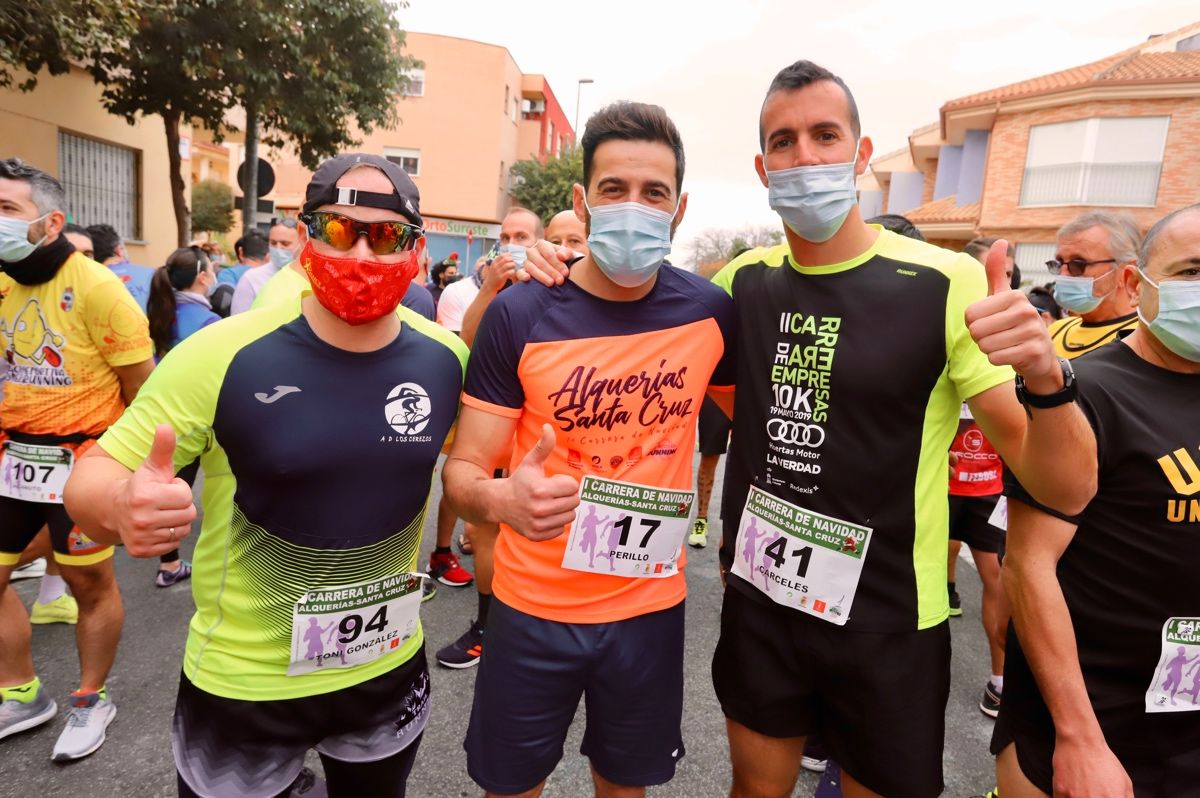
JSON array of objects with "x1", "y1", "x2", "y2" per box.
[
  {"x1": 230, "y1": 218, "x2": 300, "y2": 314},
  {"x1": 704, "y1": 60, "x2": 1096, "y2": 798},
  {"x1": 1046, "y1": 211, "x2": 1141, "y2": 358},
  {"x1": 442, "y1": 101, "x2": 736, "y2": 797},
  {"x1": 992, "y1": 204, "x2": 1200, "y2": 797}
]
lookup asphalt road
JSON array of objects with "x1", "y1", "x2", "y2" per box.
[{"x1": 1, "y1": 456, "x2": 999, "y2": 798}]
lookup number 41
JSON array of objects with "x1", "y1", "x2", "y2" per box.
[{"x1": 764, "y1": 538, "x2": 812, "y2": 578}]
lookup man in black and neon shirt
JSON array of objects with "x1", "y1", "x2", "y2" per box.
[
  {"x1": 65, "y1": 154, "x2": 467, "y2": 798},
  {"x1": 993, "y1": 204, "x2": 1200, "y2": 797},
  {"x1": 1047, "y1": 211, "x2": 1141, "y2": 358},
  {"x1": 708, "y1": 61, "x2": 1096, "y2": 798}
]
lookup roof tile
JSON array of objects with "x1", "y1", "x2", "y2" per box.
[
  {"x1": 944, "y1": 22, "x2": 1200, "y2": 112},
  {"x1": 903, "y1": 195, "x2": 981, "y2": 225}
]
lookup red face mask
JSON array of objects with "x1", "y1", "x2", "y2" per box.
[{"x1": 300, "y1": 240, "x2": 420, "y2": 325}]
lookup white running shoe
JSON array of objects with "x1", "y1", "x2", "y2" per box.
[
  {"x1": 0, "y1": 685, "x2": 57, "y2": 741},
  {"x1": 11, "y1": 558, "x2": 47, "y2": 581},
  {"x1": 51, "y1": 691, "x2": 116, "y2": 761}
]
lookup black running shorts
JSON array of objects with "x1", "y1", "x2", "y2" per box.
[
  {"x1": 712, "y1": 585, "x2": 950, "y2": 798},
  {"x1": 173, "y1": 650, "x2": 429, "y2": 798},
  {"x1": 992, "y1": 625, "x2": 1200, "y2": 797},
  {"x1": 0, "y1": 495, "x2": 112, "y2": 567},
  {"x1": 948, "y1": 494, "x2": 1004, "y2": 554},
  {"x1": 698, "y1": 395, "x2": 732, "y2": 456}
]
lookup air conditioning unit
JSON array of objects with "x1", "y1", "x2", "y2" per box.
[{"x1": 530, "y1": 100, "x2": 546, "y2": 113}]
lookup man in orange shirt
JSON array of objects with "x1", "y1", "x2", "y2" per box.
[{"x1": 443, "y1": 102, "x2": 735, "y2": 797}]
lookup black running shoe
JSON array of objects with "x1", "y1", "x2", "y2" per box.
[
  {"x1": 980, "y1": 681, "x2": 1002, "y2": 718},
  {"x1": 436, "y1": 619, "x2": 483, "y2": 668}
]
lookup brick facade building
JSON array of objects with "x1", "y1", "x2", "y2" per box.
[{"x1": 860, "y1": 22, "x2": 1200, "y2": 283}]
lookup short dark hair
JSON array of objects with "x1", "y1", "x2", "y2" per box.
[
  {"x1": 965, "y1": 236, "x2": 1015, "y2": 263},
  {"x1": 581, "y1": 101, "x2": 685, "y2": 194},
  {"x1": 235, "y1": 230, "x2": 269, "y2": 261},
  {"x1": 431, "y1": 258, "x2": 456, "y2": 283},
  {"x1": 64, "y1": 222, "x2": 91, "y2": 239},
  {"x1": 1139, "y1": 203, "x2": 1200, "y2": 269},
  {"x1": 1027, "y1": 284, "x2": 1062, "y2": 320},
  {"x1": 760, "y1": 61, "x2": 861, "y2": 150},
  {"x1": 867, "y1": 214, "x2": 925, "y2": 242},
  {"x1": 0, "y1": 157, "x2": 66, "y2": 214},
  {"x1": 87, "y1": 223, "x2": 123, "y2": 262}
]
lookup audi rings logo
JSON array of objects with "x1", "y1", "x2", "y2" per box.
[{"x1": 766, "y1": 419, "x2": 826, "y2": 447}]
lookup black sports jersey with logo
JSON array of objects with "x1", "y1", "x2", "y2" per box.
[
  {"x1": 101, "y1": 298, "x2": 467, "y2": 700},
  {"x1": 713, "y1": 232, "x2": 1011, "y2": 632},
  {"x1": 1003, "y1": 340, "x2": 1200, "y2": 750}
]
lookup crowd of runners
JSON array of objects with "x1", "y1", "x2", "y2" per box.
[{"x1": 0, "y1": 56, "x2": 1196, "y2": 798}]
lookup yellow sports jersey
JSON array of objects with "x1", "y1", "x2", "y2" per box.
[
  {"x1": 0, "y1": 252, "x2": 152, "y2": 437},
  {"x1": 251, "y1": 263, "x2": 310, "y2": 311},
  {"x1": 1049, "y1": 313, "x2": 1138, "y2": 360}
]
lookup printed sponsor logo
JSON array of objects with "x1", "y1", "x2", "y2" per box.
[
  {"x1": 384, "y1": 383, "x2": 432, "y2": 436},
  {"x1": 766, "y1": 419, "x2": 825, "y2": 448},
  {"x1": 255, "y1": 385, "x2": 301, "y2": 404}
]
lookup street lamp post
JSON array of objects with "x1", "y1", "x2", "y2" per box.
[{"x1": 574, "y1": 78, "x2": 594, "y2": 144}]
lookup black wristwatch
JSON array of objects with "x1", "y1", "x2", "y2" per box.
[{"x1": 1015, "y1": 357, "x2": 1077, "y2": 410}]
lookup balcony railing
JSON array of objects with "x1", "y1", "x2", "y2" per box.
[{"x1": 1019, "y1": 161, "x2": 1162, "y2": 207}]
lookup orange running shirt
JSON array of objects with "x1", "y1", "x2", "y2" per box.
[
  {"x1": 0, "y1": 252, "x2": 152, "y2": 437},
  {"x1": 463, "y1": 267, "x2": 735, "y2": 624}
]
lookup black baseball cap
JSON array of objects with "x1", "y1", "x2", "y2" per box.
[{"x1": 303, "y1": 153, "x2": 422, "y2": 227}]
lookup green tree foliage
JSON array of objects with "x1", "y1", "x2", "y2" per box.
[
  {"x1": 510, "y1": 147, "x2": 584, "y2": 225},
  {"x1": 1, "y1": 1, "x2": 418, "y2": 245},
  {"x1": 190, "y1": 179, "x2": 233, "y2": 234},
  {"x1": 0, "y1": 2, "x2": 151, "y2": 91}
]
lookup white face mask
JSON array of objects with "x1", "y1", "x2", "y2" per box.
[
  {"x1": 498, "y1": 244, "x2": 527, "y2": 269},
  {"x1": 766, "y1": 143, "x2": 859, "y2": 243},
  {"x1": 584, "y1": 199, "x2": 679, "y2": 288},
  {"x1": 1137, "y1": 268, "x2": 1200, "y2": 362},
  {"x1": 0, "y1": 213, "x2": 48, "y2": 263},
  {"x1": 269, "y1": 246, "x2": 294, "y2": 270}
]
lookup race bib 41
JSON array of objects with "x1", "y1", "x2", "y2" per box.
[{"x1": 731, "y1": 486, "x2": 872, "y2": 625}]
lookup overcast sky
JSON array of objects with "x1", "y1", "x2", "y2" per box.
[{"x1": 400, "y1": 0, "x2": 1198, "y2": 261}]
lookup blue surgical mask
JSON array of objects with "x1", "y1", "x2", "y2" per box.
[
  {"x1": 1137, "y1": 269, "x2": 1200, "y2": 362},
  {"x1": 584, "y1": 199, "x2": 677, "y2": 288},
  {"x1": 766, "y1": 147, "x2": 859, "y2": 243},
  {"x1": 498, "y1": 244, "x2": 527, "y2": 270},
  {"x1": 1052, "y1": 274, "x2": 1106, "y2": 314},
  {"x1": 0, "y1": 213, "x2": 48, "y2": 263},
  {"x1": 269, "y1": 246, "x2": 293, "y2": 270}
]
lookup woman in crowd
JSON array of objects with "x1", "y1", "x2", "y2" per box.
[{"x1": 144, "y1": 246, "x2": 220, "y2": 587}]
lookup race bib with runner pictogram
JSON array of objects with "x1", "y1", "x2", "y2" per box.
[
  {"x1": 561, "y1": 475, "x2": 694, "y2": 579},
  {"x1": 0, "y1": 441, "x2": 74, "y2": 504},
  {"x1": 288, "y1": 572, "x2": 423, "y2": 676},
  {"x1": 1145, "y1": 617, "x2": 1200, "y2": 713},
  {"x1": 731, "y1": 486, "x2": 872, "y2": 625}
]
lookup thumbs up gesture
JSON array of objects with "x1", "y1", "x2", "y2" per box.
[
  {"x1": 964, "y1": 239, "x2": 1061, "y2": 391},
  {"x1": 501, "y1": 423, "x2": 580, "y2": 541},
  {"x1": 117, "y1": 424, "x2": 198, "y2": 557}
]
